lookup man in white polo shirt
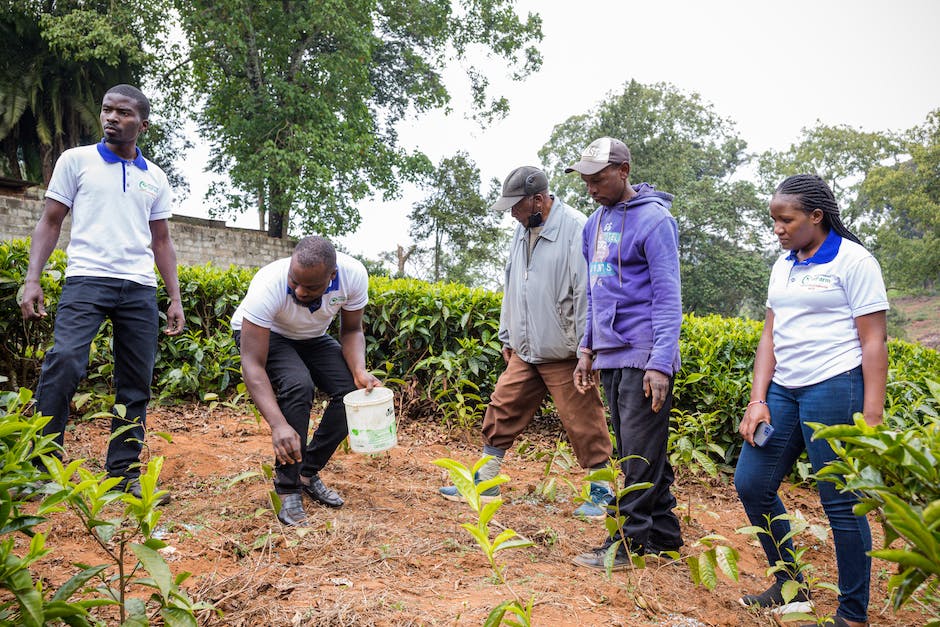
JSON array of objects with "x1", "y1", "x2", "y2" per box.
[
  {"x1": 232, "y1": 236, "x2": 381, "y2": 526},
  {"x1": 21, "y1": 84, "x2": 184, "y2": 503}
]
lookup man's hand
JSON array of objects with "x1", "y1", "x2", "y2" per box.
[
  {"x1": 501, "y1": 346, "x2": 513, "y2": 364},
  {"x1": 643, "y1": 369, "x2": 670, "y2": 413},
  {"x1": 164, "y1": 301, "x2": 184, "y2": 336},
  {"x1": 573, "y1": 353, "x2": 595, "y2": 394},
  {"x1": 354, "y1": 370, "x2": 383, "y2": 393},
  {"x1": 271, "y1": 423, "x2": 302, "y2": 465},
  {"x1": 20, "y1": 281, "x2": 47, "y2": 320}
]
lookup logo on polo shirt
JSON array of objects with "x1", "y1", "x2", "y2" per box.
[
  {"x1": 800, "y1": 274, "x2": 835, "y2": 290},
  {"x1": 138, "y1": 180, "x2": 160, "y2": 196},
  {"x1": 329, "y1": 295, "x2": 348, "y2": 305}
]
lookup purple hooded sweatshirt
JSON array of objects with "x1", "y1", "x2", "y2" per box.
[{"x1": 580, "y1": 183, "x2": 682, "y2": 374}]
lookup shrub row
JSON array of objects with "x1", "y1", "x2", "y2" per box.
[{"x1": 2, "y1": 238, "x2": 938, "y2": 467}]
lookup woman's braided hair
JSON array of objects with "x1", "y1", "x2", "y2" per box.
[{"x1": 775, "y1": 174, "x2": 862, "y2": 245}]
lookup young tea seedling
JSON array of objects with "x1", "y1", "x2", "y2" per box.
[{"x1": 434, "y1": 455, "x2": 535, "y2": 626}]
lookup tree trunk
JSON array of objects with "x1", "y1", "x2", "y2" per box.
[
  {"x1": 267, "y1": 209, "x2": 285, "y2": 238},
  {"x1": 267, "y1": 182, "x2": 288, "y2": 238}
]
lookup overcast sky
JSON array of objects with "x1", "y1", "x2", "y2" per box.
[{"x1": 175, "y1": 0, "x2": 940, "y2": 260}]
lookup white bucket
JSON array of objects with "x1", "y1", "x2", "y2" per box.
[{"x1": 343, "y1": 387, "x2": 397, "y2": 454}]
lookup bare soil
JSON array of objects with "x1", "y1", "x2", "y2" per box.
[
  {"x1": 23, "y1": 404, "x2": 931, "y2": 627},
  {"x1": 890, "y1": 295, "x2": 940, "y2": 350}
]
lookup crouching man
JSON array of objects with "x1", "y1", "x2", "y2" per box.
[{"x1": 232, "y1": 236, "x2": 381, "y2": 526}]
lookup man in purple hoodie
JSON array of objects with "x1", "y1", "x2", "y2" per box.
[{"x1": 567, "y1": 137, "x2": 684, "y2": 569}]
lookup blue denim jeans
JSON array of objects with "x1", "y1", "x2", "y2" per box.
[
  {"x1": 36, "y1": 276, "x2": 159, "y2": 479},
  {"x1": 734, "y1": 366, "x2": 870, "y2": 623},
  {"x1": 236, "y1": 331, "x2": 356, "y2": 494}
]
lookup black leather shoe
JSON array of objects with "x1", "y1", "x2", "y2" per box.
[
  {"x1": 276, "y1": 493, "x2": 308, "y2": 526},
  {"x1": 302, "y1": 475, "x2": 344, "y2": 508}
]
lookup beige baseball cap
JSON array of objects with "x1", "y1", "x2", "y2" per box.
[{"x1": 564, "y1": 137, "x2": 631, "y2": 175}]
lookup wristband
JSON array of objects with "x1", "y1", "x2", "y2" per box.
[
  {"x1": 579, "y1": 347, "x2": 594, "y2": 357},
  {"x1": 746, "y1": 400, "x2": 768, "y2": 409}
]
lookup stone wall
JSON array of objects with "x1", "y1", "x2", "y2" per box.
[{"x1": 0, "y1": 186, "x2": 295, "y2": 269}]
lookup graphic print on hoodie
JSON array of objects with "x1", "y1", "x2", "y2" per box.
[{"x1": 582, "y1": 183, "x2": 682, "y2": 374}]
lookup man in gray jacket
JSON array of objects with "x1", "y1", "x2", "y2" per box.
[{"x1": 439, "y1": 166, "x2": 613, "y2": 518}]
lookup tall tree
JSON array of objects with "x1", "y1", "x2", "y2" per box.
[
  {"x1": 539, "y1": 80, "x2": 769, "y2": 317},
  {"x1": 862, "y1": 110, "x2": 940, "y2": 292},
  {"x1": 176, "y1": 0, "x2": 543, "y2": 238},
  {"x1": 0, "y1": 1, "x2": 186, "y2": 185},
  {"x1": 757, "y1": 123, "x2": 899, "y2": 226},
  {"x1": 408, "y1": 152, "x2": 507, "y2": 287}
]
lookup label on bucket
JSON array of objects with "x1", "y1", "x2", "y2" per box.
[{"x1": 344, "y1": 388, "x2": 397, "y2": 454}]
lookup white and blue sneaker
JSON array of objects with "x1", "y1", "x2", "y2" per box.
[
  {"x1": 573, "y1": 482, "x2": 614, "y2": 520},
  {"x1": 438, "y1": 472, "x2": 500, "y2": 503}
]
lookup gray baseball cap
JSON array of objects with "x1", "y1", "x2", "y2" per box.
[
  {"x1": 489, "y1": 166, "x2": 549, "y2": 212},
  {"x1": 565, "y1": 137, "x2": 631, "y2": 175}
]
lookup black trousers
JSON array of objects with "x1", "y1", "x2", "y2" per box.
[
  {"x1": 238, "y1": 331, "x2": 356, "y2": 494},
  {"x1": 36, "y1": 276, "x2": 159, "y2": 479},
  {"x1": 600, "y1": 367, "x2": 682, "y2": 552}
]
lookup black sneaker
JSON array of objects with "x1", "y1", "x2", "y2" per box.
[{"x1": 739, "y1": 579, "x2": 813, "y2": 614}]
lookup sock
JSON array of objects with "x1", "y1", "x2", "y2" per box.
[
  {"x1": 478, "y1": 445, "x2": 505, "y2": 481},
  {"x1": 589, "y1": 466, "x2": 612, "y2": 494}
]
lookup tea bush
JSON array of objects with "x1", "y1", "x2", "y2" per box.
[
  {"x1": 812, "y1": 380, "x2": 940, "y2": 621},
  {"x1": 2, "y1": 236, "x2": 938, "y2": 445}
]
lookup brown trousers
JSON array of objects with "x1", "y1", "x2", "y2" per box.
[{"x1": 481, "y1": 354, "x2": 612, "y2": 468}]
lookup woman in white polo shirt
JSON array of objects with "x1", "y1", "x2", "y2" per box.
[{"x1": 734, "y1": 174, "x2": 888, "y2": 627}]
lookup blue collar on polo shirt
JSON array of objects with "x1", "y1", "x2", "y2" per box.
[
  {"x1": 97, "y1": 139, "x2": 148, "y2": 192},
  {"x1": 286, "y1": 272, "x2": 340, "y2": 312},
  {"x1": 786, "y1": 229, "x2": 842, "y2": 266}
]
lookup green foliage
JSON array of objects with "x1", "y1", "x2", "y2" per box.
[
  {"x1": 756, "y1": 122, "x2": 899, "y2": 213},
  {"x1": 516, "y1": 438, "x2": 576, "y2": 503},
  {"x1": 42, "y1": 453, "x2": 216, "y2": 625},
  {"x1": 863, "y1": 110, "x2": 940, "y2": 292},
  {"x1": 737, "y1": 512, "x2": 838, "y2": 624},
  {"x1": 811, "y1": 388, "x2": 940, "y2": 620},
  {"x1": 176, "y1": 0, "x2": 543, "y2": 238},
  {"x1": 539, "y1": 79, "x2": 769, "y2": 317},
  {"x1": 685, "y1": 534, "x2": 740, "y2": 591},
  {"x1": 433, "y1": 456, "x2": 534, "y2": 626},
  {"x1": 0, "y1": 239, "x2": 63, "y2": 389},
  {"x1": 3, "y1": 241, "x2": 938, "y2": 450},
  {"x1": 0, "y1": 0, "x2": 188, "y2": 186},
  {"x1": 365, "y1": 275, "x2": 503, "y2": 425},
  {"x1": 673, "y1": 313, "x2": 763, "y2": 470},
  {"x1": 408, "y1": 152, "x2": 509, "y2": 288},
  {"x1": 0, "y1": 389, "x2": 213, "y2": 625}
]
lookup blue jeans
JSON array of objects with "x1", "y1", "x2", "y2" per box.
[
  {"x1": 36, "y1": 276, "x2": 159, "y2": 479},
  {"x1": 734, "y1": 366, "x2": 870, "y2": 623},
  {"x1": 236, "y1": 331, "x2": 356, "y2": 494}
]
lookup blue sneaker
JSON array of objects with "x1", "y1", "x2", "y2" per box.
[
  {"x1": 573, "y1": 482, "x2": 613, "y2": 520},
  {"x1": 439, "y1": 472, "x2": 500, "y2": 503}
]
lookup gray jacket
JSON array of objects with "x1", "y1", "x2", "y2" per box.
[{"x1": 498, "y1": 196, "x2": 588, "y2": 364}]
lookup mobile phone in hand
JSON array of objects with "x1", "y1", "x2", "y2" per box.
[{"x1": 753, "y1": 422, "x2": 774, "y2": 447}]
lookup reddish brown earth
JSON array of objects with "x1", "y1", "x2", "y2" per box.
[
  {"x1": 22, "y1": 405, "x2": 930, "y2": 626},
  {"x1": 891, "y1": 295, "x2": 940, "y2": 350}
]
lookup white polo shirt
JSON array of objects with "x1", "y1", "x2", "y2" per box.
[
  {"x1": 46, "y1": 141, "x2": 172, "y2": 287},
  {"x1": 768, "y1": 231, "x2": 888, "y2": 388},
  {"x1": 231, "y1": 253, "x2": 368, "y2": 340}
]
